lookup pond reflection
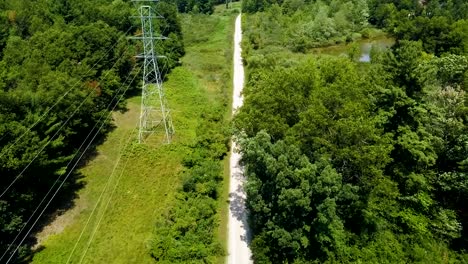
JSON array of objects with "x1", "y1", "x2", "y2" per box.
[
  {"x1": 310, "y1": 36, "x2": 395, "y2": 63},
  {"x1": 359, "y1": 37, "x2": 395, "y2": 62}
]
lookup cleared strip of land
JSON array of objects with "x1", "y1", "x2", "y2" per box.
[{"x1": 32, "y1": 6, "x2": 237, "y2": 264}]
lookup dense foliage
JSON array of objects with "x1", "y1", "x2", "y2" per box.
[
  {"x1": 151, "y1": 104, "x2": 229, "y2": 263},
  {"x1": 242, "y1": 0, "x2": 371, "y2": 52},
  {"x1": 237, "y1": 1, "x2": 468, "y2": 263},
  {"x1": 0, "y1": 0, "x2": 183, "y2": 261},
  {"x1": 369, "y1": 0, "x2": 468, "y2": 55}
]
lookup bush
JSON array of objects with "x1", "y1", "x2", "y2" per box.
[{"x1": 151, "y1": 106, "x2": 229, "y2": 262}]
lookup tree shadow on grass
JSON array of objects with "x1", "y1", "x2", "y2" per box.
[
  {"x1": 7, "y1": 168, "x2": 86, "y2": 263},
  {"x1": 13, "y1": 124, "x2": 121, "y2": 263}
]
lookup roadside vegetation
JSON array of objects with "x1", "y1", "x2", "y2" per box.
[
  {"x1": 237, "y1": 0, "x2": 468, "y2": 263},
  {"x1": 149, "y1": 5, "x2": 239, "y2": 263}
]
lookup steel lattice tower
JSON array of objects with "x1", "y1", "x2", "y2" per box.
[{"x1": 132, "y1": 1, "x2": 174, "y2": 143}]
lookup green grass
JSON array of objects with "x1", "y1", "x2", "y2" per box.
[
  {"x1": 32, "y1": 97, "x2": 181, "y2": 264},
  {"x1": 32, "y1": 6, "x2": 237, "y2": 264}
]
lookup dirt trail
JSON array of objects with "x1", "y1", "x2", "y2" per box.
[{"x1": 228, "y1": 14, "x2": 252, "y2": 264}]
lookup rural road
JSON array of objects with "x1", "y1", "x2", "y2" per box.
[{"x1": 227, "y1": 14, "x2": 252, "y2": 264}]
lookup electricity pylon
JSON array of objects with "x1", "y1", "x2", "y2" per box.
[{"x1": 132, "y1": 0, "x2": 174, "y2": 144}]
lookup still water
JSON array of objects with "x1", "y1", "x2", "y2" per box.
[
  {"x1": 310, "y1": 36, "x2": 395, "y2": 62},
  {"x1": 359, "y1": 37, "x2": 395, "y2": 62}
]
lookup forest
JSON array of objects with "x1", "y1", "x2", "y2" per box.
[{"x1": 236, "y1": 0, "x2": 468, "y2": 263}]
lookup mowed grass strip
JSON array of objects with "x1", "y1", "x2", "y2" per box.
[{"x1": 32, "y1": 6, "x2": 236, "y2": 264}]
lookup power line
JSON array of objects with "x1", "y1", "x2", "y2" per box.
[
  {"x1": 2, "y1": 73, "x2": 139, "y2": 263},
  {"x1": 65, "y1": 126, "x2": 137, "y2": 264},
  {"x1": 0, "y1": 46, "x2": 132, "y2": 199},
  {"x1": 0, "y1": 26, "x2": 134, "y2": 161},
  {"x1": 0, "y1": 66, "x2": 141, "y2": 263},
  {"x1": 77, "y1": 128, "x2": 139, "y2": 264},
  {"x1": 0, "y1": 67, "x2": 138, "y2": 262}
]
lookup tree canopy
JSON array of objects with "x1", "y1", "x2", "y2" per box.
[{"x1": 237, "y1": 1, "x2": 468, "y2": 262}]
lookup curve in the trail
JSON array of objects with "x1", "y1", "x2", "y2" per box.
[{"x1": 228, "y1": 14, "x2": 252, "y2": 264}]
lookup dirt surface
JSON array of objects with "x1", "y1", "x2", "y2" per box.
[
  {"x1": 227, "y1": 14, "x2": 253, "y2": 264},
  {"x1": 33, "y1": 198, "x2": 87, "y2": 250}
]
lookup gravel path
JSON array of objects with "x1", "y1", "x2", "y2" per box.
[{"x1": 227, "y1": 14, "x2": 252, "y2": 264}]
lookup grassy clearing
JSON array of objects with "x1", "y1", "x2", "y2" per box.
[
  {"x1": 32, "y1": 5, "x2": 237, "y2": 264},
  {"x1": 33, "y1": 96, "x2": 179, "y2": 264}
]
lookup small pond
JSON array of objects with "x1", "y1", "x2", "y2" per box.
[
  {"x1": 310, "y1": 36, "x2": 395, "y2": 62},
  {"x1": 359, "y1": 37, "x2": 395, "y2": 62}
]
